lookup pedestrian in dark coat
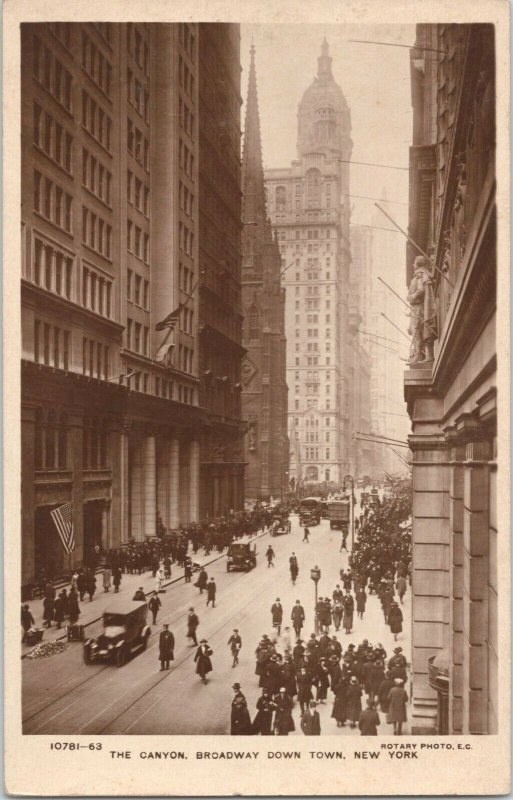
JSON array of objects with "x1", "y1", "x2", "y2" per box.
[
  {"x1": 159, "y1": 624, "x2": 174, "y2": 670},
  {"x1": 194, "y1": 640, "x2": 213, "y2": 683},
  {"x1": 345, "y1": 676, "x2": 362, "y2": 728},
  {"x1": 331, "y1": 676, "x2": 348, "y2": 727},
  {"x1": 184, "y1": 561, "x2": 193, "y2": 583},
  {"x1": 388, "y1": 602, "x2": 403, "y2": 640},
  {"x1": 271, "y1": 599, "x2": 283, "y2": 635},
  {"x1": 187, "y1": 608, "x2": 199, "y2": 645},
  {"x1": 206, "y1": 578, "x2": 217, "y2": 607},
  {"x1": 86, "y1": 573, "x2": 96, "y2": 601},
  {"x1": 291, "y1": 601, "x2": 305, "y2": 639},
  {"x1": 252, "y1": 690, "x2": 275, "y2": 735},
  {"x1": 149, "y1": 593, "x2": 162, "y2": 624},
  {"x1": 292, "y1": 640, "x2": 305, "y2": 668},
  {"x1": 314, "y1": 659, "x2": 331, "y2": 703},
  {"x1": 359, "y1": 699, "x2": 381, "y2": 735},
  {"x1": 282, "y1": 657, "x2": 297, "y2": 698},
  {"x1": 342, "y1": 593, "x2": 354, "y2": 633},
  {"x1": 54, "y1": 594, "x2": 66, "y2": 629},
  {"x1": 43, "y1": 595, "x2": 54, "y2": 628},
  {"x1": 77, "y1": 571, "x2": 87, "y2": 601},
  {"x1": 133, "y1": 587, "x2": 146, "y2": 601},
  {"x1": 230, "y1": 684, "x2": 252, "y2": 735},
  {"x1": 68, "y1": 589, "x2": 80, "y2": 625},
  {"x1": 301, "y1": 700, "x2": 321, "y2": 735},
  {"x1": 296, "y1": 668, "x2": 313, "y2": 714},
  {"x1": 356, "y1": 589, "x2": 367, "y2": 619},
  {"x1": 112, "y1": 566, "x2": 122, "y2": 593},
  {"x1": 396, "y1": 575, "x2": 407, "y2": 603},
  {"x1": 21, "y1": 605, "x2": 35, "y2": 642},
  {"x1": 273, "y1": 688, "x2": 295, "y2": 735},
  {"x1": 388, "y1": 679, "x2": 408, "y2": 734},
  {"x1": 377, "y1": 672, "x2": 395, "y2": 716},
  {"x1": 370, "y1": 660, "x2": 386, "y2": 701},
  {"x1": 195, "y1": 567, "x2": 208, "y2": 594}
]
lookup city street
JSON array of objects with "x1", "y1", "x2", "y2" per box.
[{"x1": 23, "y1": 504, "x2": 411, "y2": 736}]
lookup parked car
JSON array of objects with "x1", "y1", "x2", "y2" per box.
[{"x1": 83, "y1": 599, "x2": 151, "y2": 667}]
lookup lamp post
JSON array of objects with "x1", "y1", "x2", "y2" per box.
[
  {"x1": 343, "y1": 475, "x2": 355, "y2": 551},
  {"x1": 310, "y1": 565, "x2": 321, "y2": 634}
]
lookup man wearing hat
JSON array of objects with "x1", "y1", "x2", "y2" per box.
[
  {"x1": 194, "y1": 639, "x2": 213, "y2": 684},
  {"x1": 300, "y1": 700, "x2": 321, "y2": 735},
  {"x1": 388, "y1": 647, "x2": 407, "y2": 683},
  {"x1": 358, "y1": 698, "x2": 381, "y2": 736},
  {"x1": 387, "y1": 600, "x2": 403, "y2": 640},
  {"x1": 132, "y1": 586, "x2": 146, "y2": 601},
  {"x1": 271, "y1": 598, "x2": 283, "y2": 636},
  {"x1": 228, "y1": 629, "x2": 242, "y2": 667},
  {"x1": 292, "y1": 638, "x2": 305, "y2": 668},
  {"x1": 187, "y1": 607, "x2": 199, "y2": 646},
  {"x1": 273, "y1": 687, "x2": 295, "y2": 735},
  {"x1": 345, "y1": 675, "x2": 363, "y2": 728},
  {"x1": 230, "y1": 683, "x2": 252, "y2": 735},
  {"x1": 291, "y1": 599, "x2": 305, "y2": 640},
  {"x1": 387, "y1": 679, "x2": 408, "y2": 735},
  {"x1": 252, "y1": 688, "x2": 276, "y2": 735},
  {"x1": 158, "y1": 623, "x2": 174, "y2": 671}
]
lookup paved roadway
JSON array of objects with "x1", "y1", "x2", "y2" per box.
[{"x1": 23, "y1": 503, "x2": 411, "y2": 736}]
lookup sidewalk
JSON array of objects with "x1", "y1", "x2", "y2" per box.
[{"x1": 22, "y1": 528, "x2": 271, "y2": 650}]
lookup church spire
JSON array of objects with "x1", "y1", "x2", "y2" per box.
[
  {"x1": 317, "y1": 37, "x2": 333, "y2": 81},
  {"x1": 242, "y1": 44, "x2": 267, "y2": 233}
]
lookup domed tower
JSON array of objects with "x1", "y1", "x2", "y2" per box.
[{"x1": 297, "y1": 38, "x2": 352, "y2": 161}]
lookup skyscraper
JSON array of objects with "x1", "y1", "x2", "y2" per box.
[
  {"x1": 265, "y1": 40, "x2": 353, "y2": 487},
  {"x1": 240, "y1": 45, "x2": 288, "y2": 501}
]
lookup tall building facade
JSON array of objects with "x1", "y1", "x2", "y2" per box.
[
  {"x1": 197, "y1": 24, "x2": 245, "y2": 518},
  {"x1": 240, "y1": 46, "x2": 288, "y2": 501},
  {"x1": 405, "y1": 24, "x2": 497, "y2": 734},
  {"x1": 265, "y1": 40, "x2": 353, "y2": 487},
  {"x1": 20, "y1": 23, "x2": 242, "y2": 590}
]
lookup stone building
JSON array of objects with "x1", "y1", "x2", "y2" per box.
[
  {"x1": 405, "y1": 24, "x2": 496, "y2": 734},
  {"x1": 240, "y1": 46, "x2": 288, "y2": 501},
  {"x1": 20, "y1": 23, "x2": 243, "y2": 589},
  {"x1": 265, "y1": 40, "x2": 354, "y2": 487},
  {"x1": 197, "y1": 24, "x2": 246, "y2": 518}
]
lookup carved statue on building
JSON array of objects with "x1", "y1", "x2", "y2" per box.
[
  {"x1": 407, "y1": 255, "x2": 439, "y2": 364},
  {"x1": 248, "y1": 419, "x2": 257, "y2": 451},
  {"x1": 454, "y1": 153, "x2": 467, "y2": 262}
]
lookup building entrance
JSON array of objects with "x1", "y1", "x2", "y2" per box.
[
  {"x1": 34, "y1": 506, "x2": 66, "y2": 581},
  {"x1": 83, "y1": 500, "x2": 104, "y2": 567}
]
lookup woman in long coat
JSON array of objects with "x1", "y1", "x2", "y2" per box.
[
  {"x1": 331, "y1": 676, "x2": 348, "y2": 727},
  {"x1": 342, "y1": 593, "x2": 354, "y2": 634},
  {"x1": 345, "y1": 676, "x2": 362, "y2": 728},
  {"x1": 387, "y1": 679, "x2": 408, "y2": 734},
  {"x1": 273, "y1": 689, "x2": 295, "y2": 735},
  {"x1": 230, "y1": 685, "x2": 252, "y2": 735},
  {"x1": 355, "y1": 589, "x2": 367, "y2": 620},
  {"x1": 194, "y1": 640, "x2": 213, "y2": 683},
  {"x1": 331, "y1": 601, "x2": 342, "y2": 632},
  {"x1": 252, "y1": 690, "x2": 276, "y2": 735},
  {"x1": 377, "y1": 672, "x2": 395, "y2": 718},
  {"x1": 387, "y1": 602, "x2": 403, "y2": 641},
  {"x1": 281, "y1": 657, "x2": 297, "y2": 698},
  {"x1": 314, "y1": 660, "x2": 330, "y2": 703}
]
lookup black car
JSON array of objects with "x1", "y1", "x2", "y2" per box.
[{"x1": 83, "y1": 599, "x2": 151, "y2": 667}]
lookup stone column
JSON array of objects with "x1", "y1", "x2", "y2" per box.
[
  {"x1": 101, "y1": 502, "x2": 111, "y2": 552},
  {"x1": 157, "y1": 440, "x2": 169, "y2": 529},
  {"x1": 213, "y1": 472, "x2": 220, "y2": 518},
  {"x1": 69, "y1": 411, "x2": 84, "y2": 569},
  {"x1": 130, "y1": 438, "x2": 143, "y2": 541},
  {"x1": 111, "y1": 424, "x2": 129, "y2": 546},
  {"x1": 189, "y1": 440, "x2": 200, "y2": 523},
  {"x1": 447, "y1": 433, "x2": 466, "y2": 733},
  {"x1": 142, "y1": 434, "x2": 156, "y2": 538},
  {"x1": 179, "y1": 440, "x2": 190, "y2": 525},
  {"x1": 168, "y1": 438, "x2": 180, "y2": 529}
]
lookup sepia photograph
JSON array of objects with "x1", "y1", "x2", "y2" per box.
[{"x1": 4, "y1": 1, "x2": 510, "y2": 794}]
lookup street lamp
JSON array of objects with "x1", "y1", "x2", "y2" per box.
[
  {"x1": 343, "y1": 475, "x2": 355, "y2": 551},
  {"x1": 310, "y1": 565, "x2": 321, "y2": 635}
]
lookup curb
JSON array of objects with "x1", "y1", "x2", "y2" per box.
[{"x1": 21, "y1": 527, "x2": 271, "y2": 659}]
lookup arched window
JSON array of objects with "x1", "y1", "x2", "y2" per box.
[
  {"x1": 248, "y1": 304, "x2": 260, "y2": 340},
  {"x1": 306, "y1": 465, "x2": 318, "y2": 481},
  {"x1": 306, "y1": 169, "x2": 321, "y2": 208},
  {"x1": 275, "y1": 186, "x2": 286, "y2": 208}
]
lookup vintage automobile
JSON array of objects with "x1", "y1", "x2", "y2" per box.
[
  {"x1": 226, "y1": 538, "x2": 257, "y2": 572},
  {"x1": 360, "y1": 491, "x2": 370, "y2": 505},
  {"x1": 83, "y1": 600, "x2": 151, "y2": 667},
  {"x1": 298, "y1": 497, "x2": 322, "y2": 526},
  {"x1": 270, "y1": 517, "x2": 291, "y2": 536}
]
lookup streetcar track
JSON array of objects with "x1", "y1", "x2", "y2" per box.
[{"x1": 23, "y1": 528, "x2": 277, "y2": 731}]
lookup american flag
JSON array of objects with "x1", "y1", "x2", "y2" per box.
[{"x1": 50, "y1": 503, "x2": 75, "y2": 555}]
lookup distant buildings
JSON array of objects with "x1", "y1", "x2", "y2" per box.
[
  {"x1": 265, "y1": 40, "x2": 356, "y2": 488},
  {"x1": 240, "y1": 46, "x2": 288, "y2": 501},
  {"x1": 405, "y1": 24, "x2": 496, "y2": 734},
  {"x1": 21, "y1": 23, "x2": 244, "y2": 590}
]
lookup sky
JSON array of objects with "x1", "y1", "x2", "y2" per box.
[{"x1": 240, "y1": 24, "x2": 415, "y2": 233}]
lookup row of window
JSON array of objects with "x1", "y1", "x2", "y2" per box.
[
  {"x1": 33, "y1": 236, "x2": 73, "y2": 299},
  {"x1": 127, "y1": 269, "x2": 149, "y2": 309},
  {"x1": 127, "y1": 219, "x2": 150, "y2": 263},
  {"x1": 34, "y1": 319, "x2": 70, "y2": 370},
  {"x1": 127, "y1": 118, "x2": 150, "y2": 170},
  {"x1": 179, "y1": 97, "x2": 195, "y2": 139},
  {"x1": 154, "y1": 376, "x2": 173, "y2": 400},
  {"x1": 178, "y1": 344, "x2": 193, "y2": 373},
  {"x1": 179, "y1": 180, "x2": 194, "y2": 217},
  {"x1": 180, "y1": 307, "x2": 194, "y2": 335},
  {"x1": 127, "y1": 171, "x2": 150, "y2": 216},
  {"x1": 179, "y1": 263, "x2": 194, "y2": 294},
  {"x1": 294, "y1": 398, "x2": 332, "y2": 410},
  {"x1": 83, "y1": 418, "x2": 109, "y2": 469},
  {"x1": 304, "y1": 448, "x2": 331, "y2": 460},
  {"x1": 82, "y1": 206, "x2": 112, "y2": 259},
  {"x1": 178, "y1": 222, "x2": 194, "y2": 256},
  {"x1": 81, "y1": 30, "x2": 113, "y2": 99},
  {"x1": 34, "y1": 170, "x2": 73, "y2": 234},
  {"x1": 82, "y1": 89, "x2": 113, "y2": 152},
  {"x1": 127, "y1": 69, "x2": 150, "y2": 124},
  {"x1": 126, "y1": 318, "x2": 150, "y2": 356},
  {"x1": 179, "y1": 139, "x2": 195, "y2": 178},
  {"x1": 82, "y1": 337, "x2": 110, "y2": 380},
  {"x1": 82, "y1": 148, "x2": 112, "y2": 206},
  {"x1": 127, "y1": 24, "x2": 150, "y2": 76},
  {"x1": 32, "y1": 36, "x2": 72, "y2": 113},
  {"x1": 178, "y1": 55, "x2": 195, "y2": 97},
  {"x1": 82, "y1": 265, "x2": 113, "y2": 317},
  {"x1": 33, "y1": 104, "x2": 73, "y2": 174},
  {"x1": 34, "y1": 408, "x2": 68, "y2": 470}
]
